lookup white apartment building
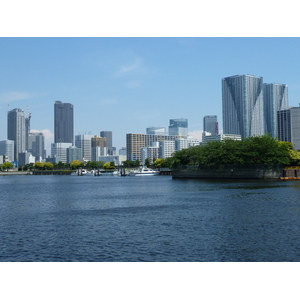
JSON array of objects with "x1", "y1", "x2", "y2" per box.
[
  {"x1": 202, "y1": 132, "x2": 242, "y2": 144},
  {"x1": 159, "y1": 140, "x2": 175, "y2": 159}
]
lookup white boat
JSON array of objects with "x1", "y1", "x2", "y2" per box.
[{"x1": 131, "y1": 166, "x2": 160, "y2": 176}]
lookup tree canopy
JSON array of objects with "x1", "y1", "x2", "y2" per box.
[{"x1": 172, "y1": 135, "x2": 297, "y2": 168}]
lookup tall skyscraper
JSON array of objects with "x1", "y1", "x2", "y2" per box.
[
  {"x1": 54, "y1": 101, "x2": 74, "y2": 145},
  {"x1": 7, "y1": 108, "x2": 26, "y2": 160},
  {"x1": 203, "y1": 115, "x2": 219, "y2": 135},
  {"x1": 277, "y1": 106, "x2": 300, "y2": 151},
  {"x1": 100, "y1": 131, "x2": 113, "y2": 155},
  {"x1": 222, "y1": 75, "x2": 264, "y2": 139},
  {"x1": 263, "y1": 83, "x2": 288, "y2": 138},
  {"x1": 28, "y1": 132, "x2": 45, "y2": 162},
  {"x1": 168, "y1": 118, "x2": 188, "y2": 137},
  {"x1": 75, "y1": 134, "x2": 93, "y2": 161}
]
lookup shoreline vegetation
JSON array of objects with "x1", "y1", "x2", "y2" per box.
[
  {"x1": 171, "y1": 135, "x2": 300, "y2": 179},
  {"x1": 1, "y1": 136, "x2": 300, "y2": 179}
]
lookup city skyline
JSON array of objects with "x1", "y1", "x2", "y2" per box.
[{"x1": 1, "y1": 38, "x2": 300, "y2": 154}]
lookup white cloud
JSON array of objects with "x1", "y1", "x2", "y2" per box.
[
  {"x1": 115, "y1": 58, "x2": 142, "y2": 76},
  {"x1": 188, "y1": 130, "x2": 203, "y2": 141}
]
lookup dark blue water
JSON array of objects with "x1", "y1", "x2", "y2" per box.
[{"x1": 1, "y1": 175, "x2": 300, "y2": 261}]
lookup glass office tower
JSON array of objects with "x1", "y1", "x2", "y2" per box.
[
  {"x1": 7, "y1": 108, "x2": 26, "y2": 159},
  {"x1": 203, "y1": 115, "x2": 218, "y2": 135},
  {"x1": 263, "y1": 83, "x2": 288, "y2": 138},
  {"x1": 169, "y1": 118, "x2": 188, "y2": 137},
  {"x1": 222, "y1": 75, "x2": 264, "y2": 139},
  {"x1": 54, "y1": 101, "x2": 74, "y2": 145}
]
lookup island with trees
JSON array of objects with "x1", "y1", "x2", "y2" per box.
[{"x1": 169, "y1": 135, "x2": 300, "y2": 179}]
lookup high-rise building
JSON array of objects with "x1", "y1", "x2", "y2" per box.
[
  {"x1": 7, "y1": 108, "x2": 26, "y2": 160},
  {"x1": 159, "y1": 140, "x2": 175, "y2": 159},
  {"x1": 75, "y1": 134, "x2": 93, "y2": 161},
  {"x1": 126, "y1": 134, "x2": 146, "y2": 162},
  {"x1": 263, "y1": 83, "x2": 288, "y2": 138},
  {"x1": 141, "y1": 142, "x2": 159, "y2": 164},
  {"x1": 54, "y1": 101, "x2": 74, "y2": 145},
  {"x1": 169, "y1": 118, "x2": 188, "y2": 137},
  {"x1": 91, "y1": 135, "x2": 106, "y2": 147},
  {"x1": 146, "y1": 127, "x2": 167, "y2": 135},
  {"x1": 100, "y1": 131, "x2": 113, "y2": 155},
  {"x1": 51, "y1": 142, "x2": 72, "y2": 163},
  {"x1": 222, "y1": 75, "x2": 264, "y2": 139},
  {"x1": 277, "y1": 106, "x2": 300, "y2": 151},
  {"x1": 28, "y1": 132, "x2": 45, "y2": 162},
  {"x1": 67, "y1": 146, "x2": 82, "y2": 163},
  {"x1": 203, "y1": 115, "x2": 218, "y2": 135},
  {"x1": 0, "y1": 140, "x2": 15, "y2": 162}
]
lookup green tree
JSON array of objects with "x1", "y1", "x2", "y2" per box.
[
  {"x1": 144, "y1": 158, "x2": 151, "y2": 168},
  {"x1": 34, "y1": 162, "x2": 45, "y2": 170},
  {"x1": 70, "y1": 160, "x2": 84, "y2": 169},
  {"x1": 44, "y1": 162, "x2": 54, "y2": 170},
  {"x1": 1, "y1": 162, "x2": 13, "y2": 171},
  {"x1": 153, "y1": 158, "x2": 164, "y2": 168},
  {"x1": 103, "y1": 162, "x2": 115, "y2": 169}
]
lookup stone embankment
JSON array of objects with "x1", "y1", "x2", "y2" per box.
[{"x1": 0, "y1": 171, "x2": 32, "y2": 176}]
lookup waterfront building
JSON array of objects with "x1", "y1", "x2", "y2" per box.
[
  {"x1": 18, "y1": 151, "x2": 35, "y2": 166},
  {"x1": 54, "y1": 101, "x2": 74, "y2": 145},
  {"x1": 222, "y1": 75, "x2": 264, "y2": 139},
  {"x1": 75, "y1": 134, "x2": 93, "y2": 161},
  {"x1": 126, "y1": 133, "x2": 146, "y2": 161},
  {"x1": 67, "y1": 146, "x2": 82, "y2": 163},
  {"x1": 146, "y1": 127, "x2": 167, "y2": 135},
  {"x1": 141, "y1": 142, "x2": 160, "y2": 165},
  {"x1": 0, "y1": 155, "x2": 8, "y2": 165},
  {"x1": 51, "y1": 143, "x2": 72, "y2": 163},
  {"x1": 7, "y1": 108, "x2": 26, "y2": 159},
  {"x1": 202, "y1": 132, "x2": 242, "y2": 144},
  {"x1": 264, "y1": 83, "x2": 289, "y2": 138},
  {"x1": 100, "y1": 131, "x2": 113, "y2": 155},
  {"x1": 98, "y1": 155, "x2": 126, "y2": 166},
  {"x1": 92, "y1": 146, "x2": 108, "y2": 161},
  {"x1": 28, "y1": 132, "x2": 45, "y2": 162},
  {"x1": 169, "y1": 118, "x2": 188, "y2": 137},
  {"x1": 126, "y1": 133, "x2": 195, "y2": 161},
  {"x1": 203, "y1": 115, "x2": 218, "y2": 135},
  {"x1": 159, "y1": 140, "x2": 176, "y2": 159},
  {"x1": 277, "y1": 106, "x2": 300, "y2": 151},
  {"x1": 0, "y1": 140, "x2": 15, "y2": 162}
]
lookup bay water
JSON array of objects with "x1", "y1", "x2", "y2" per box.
[{"x1": 1, "y1": 175, "x2": 300, "y2": 262}]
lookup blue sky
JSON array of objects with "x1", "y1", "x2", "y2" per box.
[{"x1": 1, "y1": 37, "x2": 300, "y2": 154}]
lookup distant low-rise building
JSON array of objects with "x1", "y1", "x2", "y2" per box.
[{"x1": 202, "y1": 132, "x2": 242, "y2": 144}]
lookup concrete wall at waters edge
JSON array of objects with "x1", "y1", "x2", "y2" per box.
[{"x1": 172, "y1": 166, "x2": 283, "y2": 179}]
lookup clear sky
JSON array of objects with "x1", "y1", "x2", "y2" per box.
[{"x1": 1, "y1": 37, "x2": 300, "y2": 154}]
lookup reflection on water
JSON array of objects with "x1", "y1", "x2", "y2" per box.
[{"x1": 0, "y1": 175, "x2": 300, "y2": 261}]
